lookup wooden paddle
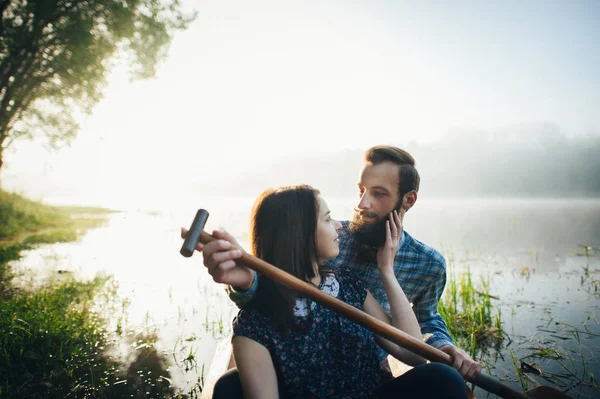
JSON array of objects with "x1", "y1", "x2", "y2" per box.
[{"x1": 182, "y1": 213, "x2": 571, "y2": 399}]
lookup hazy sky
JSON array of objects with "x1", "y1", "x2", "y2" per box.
[{"x1": 4, "y1": 0, "x2": 599, "y2": 209}]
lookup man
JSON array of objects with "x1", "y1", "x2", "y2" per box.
[{"x1": 190, "y1": 145, "x2": 481, "y2": 396}]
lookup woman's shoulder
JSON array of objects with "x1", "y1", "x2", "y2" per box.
[
  {"x1": 329, "y1": 267, "x2": 361, "y2": 288},
  {"x1": 233, "y1": 308, "x2": 272, "y2": 336},
  {"x1": 323, "y1": 268, "x2": 367, "y2": 305}
]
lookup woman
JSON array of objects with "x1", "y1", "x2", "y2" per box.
[{"x1": 230, "y1": 185, "x2": 467, "y2": 399}]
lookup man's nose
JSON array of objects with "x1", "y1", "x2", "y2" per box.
[{"x1": 356, "y1": 192, "x2": 369, "y2": 210}]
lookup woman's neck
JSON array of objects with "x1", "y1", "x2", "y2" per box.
[
  {"x1": 310, "y1": 273, "x2": 321, "y2": 287},
  {"x1": 310, "y1": 261, "x2": 321, "y2": 287}
]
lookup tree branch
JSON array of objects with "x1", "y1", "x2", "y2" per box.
[
  {"x1": 1, "y1": 92, "x2": 34, "y2": 138},
  {"x1": 0, "y1": 0, "x2": 13, "y2": 24},
  {"x1": 1, "y1": 62, "x2": 55, "y2": 125},
  {"x1": 0, "y1": 47, "x2": 40, "y2": 113},
  {"x1": 0, "y1": 0, "x2": 80, "y2": 94},
  {"x1": 0, "y1": 0, "x2": 194, "y2": 176}
]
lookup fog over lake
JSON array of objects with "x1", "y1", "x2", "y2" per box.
[
  {"x1": 5, "y1": 125, "x2": 600, "y2": 211},
  {"x1": 199, "y1": 127, "x2": 600, "y2": 201}
]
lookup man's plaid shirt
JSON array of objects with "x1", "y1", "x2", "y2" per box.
[
  {"x1": 324, "y1": 221, "x2": 454, "y2": 350},
  {"x1": 229, "y1": 220, "x2": 455, "y2": 351}
]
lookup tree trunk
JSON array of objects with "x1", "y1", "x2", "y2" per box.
[
  {"x1": 0, "y1": 130, "x2": 4, "y2": 182},
  {"x1": 0, "y1": 149, "x2": 3, "y2": 188}
]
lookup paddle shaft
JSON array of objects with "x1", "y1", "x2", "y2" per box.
[{"x1": 198, "y1": 231, "x2": 529, "y2": 399}]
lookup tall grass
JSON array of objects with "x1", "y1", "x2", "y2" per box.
[
  {"x1": 0, "y1": 190, "x2": 198, "y2": 398},
  {"x1": 439, "y1": 267, "x2": 504, "y2": 358},
  {"x1": 0, "y1": 272, "x2": 187, "y2": 398},
  {"x1": 1, "y1": 276, "x2": 114, "y2": 397}
]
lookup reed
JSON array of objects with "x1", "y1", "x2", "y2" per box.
[{"x1": 439, "y1": 266, "x2": 504, "y2": 358}]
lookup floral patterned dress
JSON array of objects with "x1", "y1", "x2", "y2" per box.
[{"x1": 233, "y1": 268, "x2": 382, "y2": 398}]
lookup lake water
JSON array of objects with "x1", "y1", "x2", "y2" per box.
[{"x1": 9, "y1": 197, "x2": 600, "y2": 398}]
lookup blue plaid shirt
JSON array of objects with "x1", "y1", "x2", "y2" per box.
[
  {"x1": 324, "y1": 221, "x2": 454, "y2": 350},
  {"x1": 229, "y1": 221, "x2": 455, "y2": 351}
]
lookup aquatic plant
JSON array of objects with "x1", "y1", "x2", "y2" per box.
[
  {"x1": 439, "y1": 266, "x2": 504, "y2": 359},
  {"x1": 0, "y1": 192, "x2": 187, "y2": 398}
]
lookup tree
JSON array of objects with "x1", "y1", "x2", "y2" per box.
[{"x1": 0, "y1": 0, "x2": 194, "y2": 174}]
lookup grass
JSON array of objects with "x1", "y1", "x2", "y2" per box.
[
  {"x1": 579, "y1": 252, "x2": 600, "y2": 296},
  {"x1": 509, "y1": 348, "x2": 532, "y2": 391},
  {"x1": 438, "y1": 245, "x2": 599, "y2": 398},
  {"x1": 523, "y1": 316, "x2": 600, "y2": 394},
  {"x1": 0, "y1": 276, "x2": 138, "y2": 398},
  {"x1": 0, "y1": 190, "x2": 63, "y2": 240},
  {"x1": 439, "y1": 266, "x2": 504, "y2": 359},
  {"x1": 0, "y1": 190, "x2": 114, "y2": 247},
  {"x1": 0, "y1": 189, "x2": 203, "y2": 398},
  {"x1": 0, "y1": 189, "x2": 114, "y2": 300}
]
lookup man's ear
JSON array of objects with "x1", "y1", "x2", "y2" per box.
[{"x1": 402, "y1": 191, "x2": 417, "y2": 212}]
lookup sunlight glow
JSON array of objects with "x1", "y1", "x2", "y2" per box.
[{"x1": 4, "y1": 1, "x2": 599, "y2": 209}]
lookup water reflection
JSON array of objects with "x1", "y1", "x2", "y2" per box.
[
  {"x1": 447, "y1": 247, "x2": 600, "y2": 397},
  {"x1": 9, "y1": 210, "x2": 237, "y2": 395}
]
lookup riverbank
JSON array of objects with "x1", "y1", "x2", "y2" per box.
[
  {"x1": 0, "y1": 190, "x2": 190, "y2": 398},
  {"x1": 0, "y1": 189, "x2": 114, "y2": 292}
]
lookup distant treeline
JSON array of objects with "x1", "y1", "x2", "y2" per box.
[
  {"x1": 412, "y1": 129, "x2": 600, "y2": 198},
  {"x1": 214, "y1": 128, "x2": 600, "y2": 198}
]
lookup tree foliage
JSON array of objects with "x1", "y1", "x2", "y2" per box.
[{"x1": 0, "y1": 0, "x2": 194, "y2": 172}]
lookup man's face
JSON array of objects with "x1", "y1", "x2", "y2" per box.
[{"x1": 349, "y1": 161, "x2": 401, "y2": 247}]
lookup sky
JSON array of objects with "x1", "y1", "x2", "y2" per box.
[{"x1": 3, "y1": 0, "x2": 600, "y2": 209}]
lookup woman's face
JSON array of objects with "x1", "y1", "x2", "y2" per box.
[{"x1": 315, "y1": 196, "x2": 342, "y2": 263}]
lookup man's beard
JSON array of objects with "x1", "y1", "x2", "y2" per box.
[{"x1": 349, "y1": 212, "x2": 388, "y2": 248}]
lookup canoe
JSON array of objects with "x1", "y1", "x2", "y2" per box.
[{"x1": 200, "y1": 339, "x2": 235, "y2": 399}]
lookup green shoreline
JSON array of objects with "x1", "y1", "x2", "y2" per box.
[{"x1": 0, "y1": 190, "x2": 191, "y2": 398}]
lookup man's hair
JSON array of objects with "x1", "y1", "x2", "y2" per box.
[{"x1": 364, "y1": 145, "x2": 420, "y2": 200}]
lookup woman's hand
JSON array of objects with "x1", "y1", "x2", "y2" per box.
[{"x1": 376, "y1": 210, "x2": 402, "y2": 272}]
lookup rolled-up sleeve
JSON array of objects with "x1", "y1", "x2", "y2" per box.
[{"x1": 226, "y1": 271, "x2": 259, "y2": 308}]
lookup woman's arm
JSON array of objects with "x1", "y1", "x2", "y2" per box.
[
  {"x1": 363, "y1": 290, "x2": 425, "y2": 366},
  {"x1": 364, "y1": 211, "x2": 426, "y2": 366},
  {"x1": 232, "y1": 336, "x2": 279, "y2": 399}
]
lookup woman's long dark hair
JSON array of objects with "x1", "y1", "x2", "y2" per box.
[{"x1": 247, "y1": 184, "x2": 321, "y2": 336}]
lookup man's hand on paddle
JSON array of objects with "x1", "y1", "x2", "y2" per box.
[
  {"x1": 180, "y1": 228, "x2": 254, "y2": 290},
  {"x1": 440, "y1": 345, "x2": 482, "y2": 380}
]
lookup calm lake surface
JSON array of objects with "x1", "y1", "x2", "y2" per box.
[{"x1": 10, "y1": 197, "x2": 600, "y2": 398}]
